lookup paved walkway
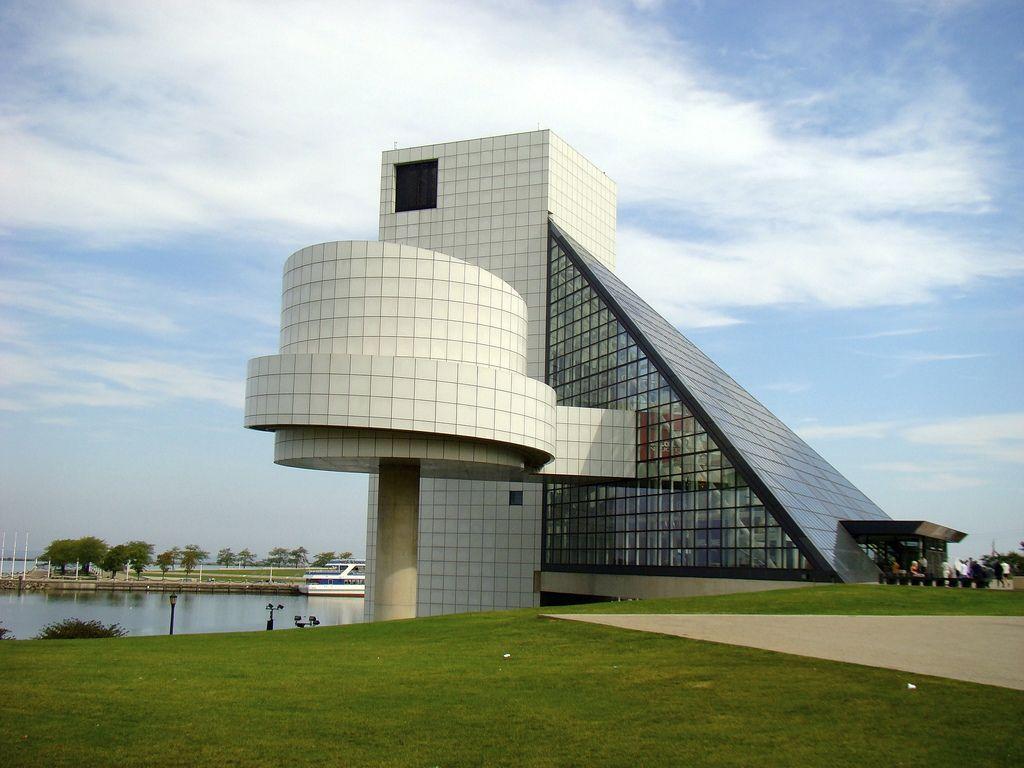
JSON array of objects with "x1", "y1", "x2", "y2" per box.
[{"x1": 543, "y1": 614, "x2": 1024, "y2": 690}]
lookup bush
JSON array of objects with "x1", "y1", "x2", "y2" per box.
[
  {"x1": 0, "y1": 625, "x2": 12, "y2": 640},
  {"x1": 35, "y1": 618, "x2": 127, "y2": 639}
]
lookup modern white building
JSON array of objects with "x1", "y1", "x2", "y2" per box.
[{"x1": 246, "y1": 130, "x2": 964, "y2": 621}]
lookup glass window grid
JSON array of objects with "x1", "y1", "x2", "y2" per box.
[{"x1": 545, "y1": 238, "x2": 809, "y2": 572}]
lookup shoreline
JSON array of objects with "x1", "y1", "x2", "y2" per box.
[{"x1": 0, "y1": 575, "x2": 301, "y2": 595}]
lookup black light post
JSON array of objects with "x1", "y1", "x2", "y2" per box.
[
  {"x1": 168, "y1": 593, "x2": 178, "y2": 635},
  {"x1": 266, "y1": 603, "x2": 284, "y2": 630}
]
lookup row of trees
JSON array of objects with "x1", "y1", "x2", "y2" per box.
[
  {"x1": 41, "y1": 538, "x2": 355, "y2": 577},
  {"x1": 215, "y1": 547, "x2": 352, "y2": 567}
]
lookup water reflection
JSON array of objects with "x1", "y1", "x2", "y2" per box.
[{"x1": 0, "y1": 590, "x2": 363, "y2": 638}]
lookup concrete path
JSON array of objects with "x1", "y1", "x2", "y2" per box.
[{"x1": 543, "y1": 614, "x2": 1024, "y2": 690}]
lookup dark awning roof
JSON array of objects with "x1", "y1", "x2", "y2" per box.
[{"x1": 841, "y1": 520, "x2": 967, "y2": 543}]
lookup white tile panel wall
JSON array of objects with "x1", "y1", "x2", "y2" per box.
[
  {"x1": 245, "y1": 353, "x2": 557, "y2": 465},
  {"x1": 542, "y1": 406, "x2": 636, "y2": 479},
  {"x1": 367, "y1": 130, "x2": 619, "y2": 620},
  {"x1": 547, "y1": 132, "x2": 617, "y2": 270},
  {"x1": 279, "y1": 241, "x2": 529, "y2": 374}
]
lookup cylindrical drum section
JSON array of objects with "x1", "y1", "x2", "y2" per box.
[{"x1": 279, "y1": 241, "x2": 529, "y2": 375}]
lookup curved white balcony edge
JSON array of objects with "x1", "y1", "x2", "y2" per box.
[{"x1": 245, "y1": 352, "x2": 557, "y2": 470}]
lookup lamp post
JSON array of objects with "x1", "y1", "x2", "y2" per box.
[
  {"x1": 266, "y1": 603, "x2": 284, "y2": 630},
  {"x1": 168, "y1": 593, "x2": 178, "y2": 635}
]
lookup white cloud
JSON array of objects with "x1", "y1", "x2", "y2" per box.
[
  {"x1": 797, "y1": 413, "x2": 1024, "y2": 466},
  {"x1": 844, "y1": 328, "x2": 936, "y2": 340},
  {"x1": 0, "y1": 0, "x2": 1017, "y2": 330},
  {"x1": 903, "y1": 413, "x2": 1024, "y2": 464},
  {"x1": 796, "y1": 420, "x2": 900, "y2": 440},
  {"x1": 862, "y1": 460, "x2": 988, "y2": 491},
  {"x1": 0, "y1": 347, "x2": 242, "y2": 412},
  {"x1": 899, "y1": 352, "x2": 989, "y2": 363}
]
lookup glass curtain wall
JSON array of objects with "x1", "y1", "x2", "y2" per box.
[{"x1": 544, "y1": 233, "x2": 810, "y2": 575}]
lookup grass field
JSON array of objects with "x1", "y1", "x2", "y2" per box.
[
  {"x1": 2, "y1": 585, "x2": 1021, "y2": 767},
  {"x1": 559, "y1": 582, "x2": 1024, "y2": 616}
]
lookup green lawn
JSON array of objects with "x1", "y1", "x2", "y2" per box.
[
  {"x1": 556, "y1": 583, "x2": 1024, "y2": 616},
  {"x1": 2, "y1": 586, "x2": 1021, "y2": 767}
]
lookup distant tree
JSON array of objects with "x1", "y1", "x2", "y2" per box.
[
  {"x1": 168, "y1": 546, "x2": 182, "y2": 568},
  {"x1": 41, "y1": 538, "x2": 78, "y2": 575},
  {"x1": 100, "y1": 544, "x2": 130, "y2": 578},
  {"x1": 73, "y1": 536, "x2": 108, "y2": 575},
  {"x1": 982, "y1": 551, "x2": 1024, "y2": 576},
  {"x1": 179, "y1": 545, "x2": 209, "y2": 575},
  {"x1": 312, "y1": 551, "x2": 336, "y2": 567},
  {"x1": 338, "y1": 551, "x2": 353, "y2": 560},
  {"x1": 216, "y1": 548, "x2": 236, "y2": 567},
  {"x1": 0, "y1": 625, "x2": 13, "y2": 640},
  {"x1": 123, "y1": 541, "x2": 154, "y2": 576},
  {"x1": 266, "y1": 547, "x2": 290, "y2": 567},
  {"x1": 36, "y1": 618, "x2": 127, "y2": 639},
  {"x1": 155, "y1": 550, "x2": 176, "y2": 578},
  {"x1": 236, "y1": 549, "x2": 257, "y2": 567},
  {"x1": 288, "y1": 547, "x2": 309, "y2": 567}
]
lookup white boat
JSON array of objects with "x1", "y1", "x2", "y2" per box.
[{"x1": 298, "y1": 558, "x2": 365, "y2": 596}]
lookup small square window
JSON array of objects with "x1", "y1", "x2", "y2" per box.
[
  {"x1": 509, "y1": 490, "x2": 523, "y2": 506},
  {"x1": 395, "y1": 160, "x2": 438, "y2": 213}
]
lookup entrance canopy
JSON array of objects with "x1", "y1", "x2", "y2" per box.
[
  {"x1": 841, "y1": 520, "x2": 967, "y2": 577},
  {"x1": 841, "y1": 520, "x2": 966, "y2": 543}
]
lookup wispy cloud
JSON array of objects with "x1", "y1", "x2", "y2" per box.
[
  {"x1": 903, "y1": 412, "x2": 1024, "y2": 464},
  {"x1": 854, "y1": 349, "x2": 991, "y2": 365},
  {"x1": 844, "y1": 327, "x2": 937, "y2": 340},
  {"x1": 0, "y1": 1, "x2": 1017, "y2": 332},
  {"x1": 0, "y1": 347, "x2": 242, "y2": 412},
  {"x1": 760, "y1": 380, "x2": 812, "y2": 395},
  {"x1": 796, "y1": 420, "x2": 900, "y2": 440},
  {"x1": 799, "y1": 413, "x2": 1024, "y2": 466},
  {"x1": 900, "y1": 352, "x2": 989, "y2": 363},
  {"x1": 863, "y1": 460, "x2": 988, "y2": 491}
]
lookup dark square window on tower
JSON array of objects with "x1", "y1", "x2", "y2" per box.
[
  {"x1": 509, "y1": 490, "x2": 523, "y2": 506},
  {"x1": 394, "y1": 159, "x2": 438, "y2": 213}
]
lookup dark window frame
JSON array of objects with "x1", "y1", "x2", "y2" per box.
[{"x1": 394, "y1": 159, "x2": 438, "y2": 213}]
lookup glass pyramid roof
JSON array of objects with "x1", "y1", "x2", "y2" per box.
[{"x1": 550, "y1": 222, "x2": 890, "y2": 581}]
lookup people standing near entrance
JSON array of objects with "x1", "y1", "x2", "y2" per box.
[
  {"x1": 955, "y1": 558, "x2": 969, "y2": 585},
  {"x1": 919, "y1": 555, "x2": 928, "y2": 575}
]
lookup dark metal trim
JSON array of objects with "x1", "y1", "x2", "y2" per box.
[{"x1": 542, "y1": 563, "x2": 828, "y2": 582}]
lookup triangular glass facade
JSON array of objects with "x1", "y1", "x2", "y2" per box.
[{"x1": 545, "y1": 223, "x2": 890, "y2": 581}]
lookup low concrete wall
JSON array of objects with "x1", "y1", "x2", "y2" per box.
[{"x1": 540, "y1": 571, "x2": 817, "y2": 601}]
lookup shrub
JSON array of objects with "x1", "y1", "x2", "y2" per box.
[
  {"x1": 35, "y1": 618, "x2": 127, "y2": 639},
  {"x1": 0, "y1": 625, "x2": 12, "y2": 640}
]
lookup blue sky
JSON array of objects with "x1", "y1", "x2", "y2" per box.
[{"x1": 0, "y1": 0, "x2": 1021, "y2": 560}]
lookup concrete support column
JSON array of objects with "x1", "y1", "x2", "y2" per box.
[{"x1": 374, "y1": 461, "x2": 420, "y2": 621}]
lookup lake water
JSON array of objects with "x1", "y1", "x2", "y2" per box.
[{"x1": 0, "y1": 590, "x2": 364, "y2": 639}]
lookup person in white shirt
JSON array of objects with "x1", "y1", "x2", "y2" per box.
[{"x1": 1001, "y1": 561, "x2": 1012, "y2": 588}]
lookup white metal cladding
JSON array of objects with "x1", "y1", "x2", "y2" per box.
[
  {"x1": 541, "y1": 406, "x2": 636, "y2": 480},
  {"x1": 245, "y1": 352, "x2": 557, "y2": 466},
  {"x1": 280, "y1": 241, "x2": 530, "y2": 374},
  {"x1": 273, "y1": 426, "x2": 534, "y2": 480},
  {"x1": 365, "y1": 130, "x2": 622, "y2": 619}
]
